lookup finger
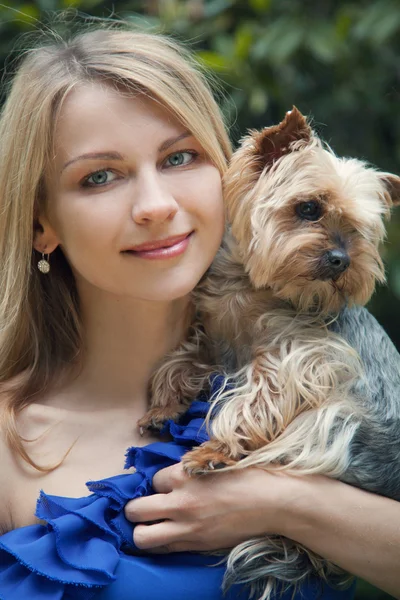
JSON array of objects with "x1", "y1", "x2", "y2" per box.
[
  {"x1": 152, "y1": 463, "x2": 186, "y2": 493},
  {"x1": 125, "y1": 493, "x2": 171, "y2": 523},
  {"x1": 133, "y1": 520, "x2": 191, "y2": 550}
]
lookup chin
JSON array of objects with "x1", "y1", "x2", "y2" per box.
[{"x1": 138, "y1": 269, "x2": 208, "y2": 303}]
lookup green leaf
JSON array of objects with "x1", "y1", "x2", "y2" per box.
[
  {"x1": 249, "y1": 0, "x2": 271, "y2": 12},
  {"x1": 214, "y1": 33, "x2": 235, "y2": 57},
  {"x1": 306, "y1": 23, "x2": 344, "y2": 63},
  {"x1": 251, "y1": 18, "x2": 303, "y2": 64},
  {"x1": 370, "y1": 10, "x2": 400, "y2": 44},
  {"x1": 203, "y1": 0, "x2": 234, "y2": 19},
  {"x1": 249, "y1": 87, "x2": 269, "y2": 114},
  {"x1": 234, "y1": 23, "x2": 253, "y2": 60},
  {"x1": 335, "y1": 10, "x2": 352, "y2": 39},
  {"x1": 196, "y1": 50, "x2": 231, "y2": 72},
  {"x1": 353, "y1": 0, "x2": 400, "y2": 44},
  {"x1": 4, "y1": 3, "x2": 41, "y2": 28}
]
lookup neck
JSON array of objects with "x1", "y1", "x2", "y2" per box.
[{"x1": 57, "y1": 285, "x2": 192, "y2": 411}]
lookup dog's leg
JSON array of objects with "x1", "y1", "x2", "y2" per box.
[
  {"x1": 138, "y1": 337, "x2": 215, "y2": 434},
  {"x1": 182, "y1": 439, "x2": 238, "y2": 475},
  {"x1": 181, "y1": 325, "x2": 359, "y2": 475},
  {"x1": 181, "y1": 346, "x2": 283, "y2": 475}
]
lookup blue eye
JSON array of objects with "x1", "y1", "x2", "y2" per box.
[
  {"x1": 165, "y1": 151, "x2": 197, "y2": 168},
  {"x1": 82, "y1": 170, "x2": 117, "y2": 187}
]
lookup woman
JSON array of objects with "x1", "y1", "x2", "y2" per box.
[{"x1": 0, "y1": 22, "x2": 398, "y2": 600}]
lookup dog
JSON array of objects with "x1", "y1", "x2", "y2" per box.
[{"x1": 138, "y1": 107, "x2": 400, "y2": 598}]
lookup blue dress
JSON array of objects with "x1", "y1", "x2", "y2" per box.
[{"x1": 0, "y1": 380, "x2": 356, "y2": 600}]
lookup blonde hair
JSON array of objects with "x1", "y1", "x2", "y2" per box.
[{"x1": 0, "y1": 21, "x2": 232, "y2": 469}]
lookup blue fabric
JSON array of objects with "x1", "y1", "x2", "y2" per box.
[{"x1": 0, "y1": 376, "x2": 356, "y2": 600}]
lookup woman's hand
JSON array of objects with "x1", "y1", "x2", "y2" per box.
[
  {"x1": 124, "y1": 462, "x2": 400, "y2": 598},
  {"x1": 124, "y1": 463, "x2": 292, "y2": 553}
]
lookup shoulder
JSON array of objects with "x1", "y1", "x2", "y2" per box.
[{"x1": 0, "y1": 397, "x2": 75, "y2": 534}]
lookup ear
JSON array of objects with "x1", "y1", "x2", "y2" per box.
[
  {"x1": 380, "y1": 173, "x2": 400, "y2": 208},
  {"x1": 33, "y1": 215, "x2": 60, "y2": 254},
  {"x1": 252, "y1": 106, "x2": 313, "y2": 169}
]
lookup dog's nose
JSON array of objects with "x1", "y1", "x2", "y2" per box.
[
  {"x1": 316, "y1": 249, "x2": 350, "y2": 281},
  {"x1": 325, "y1": 249, "x2": 350, "y2": 274}
]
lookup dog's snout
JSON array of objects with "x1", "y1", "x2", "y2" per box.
[
  {"x1": 315, "y1": 248, "x2": 351, "y2": 281},
  {"x1": 326, "y1": 249, "x2": 350, "y2": 272}
]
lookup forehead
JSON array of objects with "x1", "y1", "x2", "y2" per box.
[
  {"x1": 264, "y1": 146, "x2": 384, "y2": 214},
  {"x1": 52, "y1": 82, "x2": 186, "y2": 162},
  {"x1": 251, "y1": 144, "x2": 387, "y2": 237}
]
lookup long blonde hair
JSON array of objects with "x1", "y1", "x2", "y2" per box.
[{"x1": 0, "y1": 21, "x2": 232, "y2": 469}]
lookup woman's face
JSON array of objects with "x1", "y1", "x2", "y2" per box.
[{"x1": 41, "y1": 82, "x2": 225, "y2": 302}]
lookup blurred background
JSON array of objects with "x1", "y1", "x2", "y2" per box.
[{"x1": 0, "y1": 1, "x2": 399, "y2": 598}]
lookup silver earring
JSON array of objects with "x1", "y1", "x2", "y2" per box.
[{"x1": 38, "y1": 252, "x2": 50, "y2": 274}]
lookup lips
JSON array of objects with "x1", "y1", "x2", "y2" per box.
[{"x1": 123, "y1": 232, "x2": 192, "y2": 253}]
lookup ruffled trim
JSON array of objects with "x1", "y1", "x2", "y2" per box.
[{"x1": 0, "y1": 398, "x2": 214, "y2": 600}]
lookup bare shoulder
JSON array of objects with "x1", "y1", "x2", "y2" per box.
[
  {"x1": 0, "y1": 396, "x2": 72, "y2": 533},
  {"x1": 0, "y1": 395, "x2": 150, "y2": 533}
]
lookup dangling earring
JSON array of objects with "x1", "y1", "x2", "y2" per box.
[{"x1": 38, "y1": 252, "x2": 50, "y2": 274}]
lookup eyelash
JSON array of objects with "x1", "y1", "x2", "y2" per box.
[
  {"x1": 164, "y1": 149, "x2": 199, "y2": 168},
  {"x1": 80, "y1": 150, "x2": 200, "y2": 188}
]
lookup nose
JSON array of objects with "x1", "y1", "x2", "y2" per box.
[
  {"x1": 319, "y1": 248, "x2": 351, "y2": 280},
  {"x1": 132, "y1": 171, "x2": 179, "y2": 225},
  {"x1": 326, "y1": 249, "x2": 350, "y2": 272}
]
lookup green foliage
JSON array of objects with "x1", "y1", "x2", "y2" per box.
[{"x1": 0, "y1": 4, "x2": 398, "y2": 596}]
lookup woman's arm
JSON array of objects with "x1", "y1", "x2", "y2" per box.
[
  {"x1": 125, "y1": 464, "x2": 400, "y2": 598},
  {"x1": 281, "y1": 473, "x2": 400, "y2": 599}
]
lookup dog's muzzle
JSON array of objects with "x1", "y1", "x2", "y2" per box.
[{"x1": 315, "y1": 249, "x2": 351, "y2": 281}]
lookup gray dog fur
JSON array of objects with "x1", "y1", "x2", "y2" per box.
[{"x1": 329, "y1": 306, "x2": 400, "y2": 500}]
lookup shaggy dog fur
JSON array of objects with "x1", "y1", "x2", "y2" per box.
[{"x1": 138, "y1": 108, "x2": 400, "y2": 599}]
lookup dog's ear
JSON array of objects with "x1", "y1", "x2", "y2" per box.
[
  {"x1": 253, "y1": 106, "x2": 313, "y2": 169},
  {"x1": 380, "y1": 173, "x2": 400, "y2": 208}
]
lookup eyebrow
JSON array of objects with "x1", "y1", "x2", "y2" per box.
[
  {"x1": 158, "y1": 131, "x2": 192, "y2": 152},
  {"x1": 61, "y1": 132, "x2": 193, "y2": 172},
  {"x1": 61, "y1": 152, "x2": 123, "y2": 172}
]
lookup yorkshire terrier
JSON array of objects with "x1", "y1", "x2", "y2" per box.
[{"x1": 138, "y1": 107, "x2": 400, "y2": 598}]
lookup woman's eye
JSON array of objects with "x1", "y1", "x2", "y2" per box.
[
  {"x1": 164, "y1": 151, "x2": 198, "y2": 168},
  {"x1": 82, "y1": 170, "x2": 117, "y2": 187}
]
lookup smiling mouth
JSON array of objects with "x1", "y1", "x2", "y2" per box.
[
  {"x1": 124, "y1": 232, "x2": 193, "y2": 253},
  {"x1": 122, "y1": 232, "x2": 194, "y2": 260}
]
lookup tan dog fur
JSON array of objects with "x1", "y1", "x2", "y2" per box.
[{"x1": 138, "y1": 108, "x2": 400, "y2": 598}]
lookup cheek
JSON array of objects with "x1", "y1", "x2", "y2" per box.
[
  {"x1": 51, "y1": 203, "x2": 124, "y2": 292},
  {"x1": 50, "y1": 198, "x2": 121, "y2": 263},
  {"x1": 191, "y1": 166, "x2": 225, "y2": 230}
]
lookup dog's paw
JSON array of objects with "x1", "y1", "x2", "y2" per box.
[
  {"x1": 137, "y1": 406, "x2": 183, "y2": 435},
  {"x1": 182, "y1": 444, "x2": 236, "y2": 476}
]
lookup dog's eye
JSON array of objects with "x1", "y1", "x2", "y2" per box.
[{"x1": 296, "y1": 201, "x2": 322, "y2": 221}]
